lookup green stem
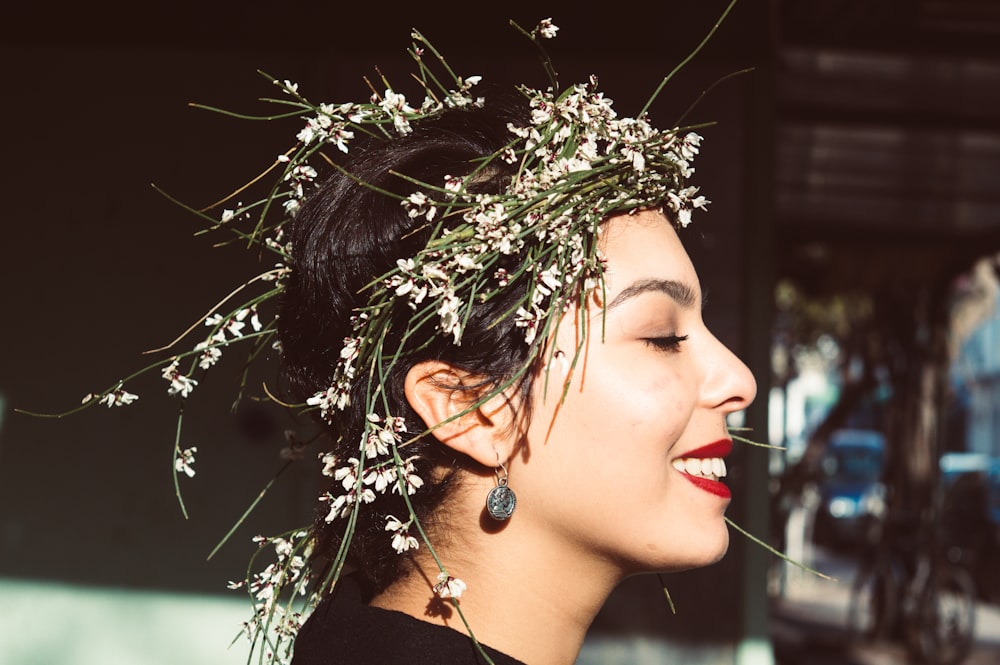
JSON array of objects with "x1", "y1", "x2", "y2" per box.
[
  {"x1": 640, "y1": 0, "x2": 739, "y2": 117},
  {"x1": 207, "y1": 461, "x2": 294, "y2": 560},
  {"x1": 171, "y1": 404, "x2": 190, "y2": 519},
  {"x1": 725, "y1": 516, "x2": 835, "y2": 581}
]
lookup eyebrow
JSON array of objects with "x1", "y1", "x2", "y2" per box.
[{"x1": 606, "y1": 278, "x2": 700, "y2": 311}]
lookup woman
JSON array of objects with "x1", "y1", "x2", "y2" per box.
[
  {"x1": 68, "y1": 15, "x2": 752, "y2": 665},
  {"x1": 276, "y1": 48, "x2": 755, "y2": 665}
]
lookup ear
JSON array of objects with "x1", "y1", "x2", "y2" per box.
[{"x1": 404, "y1": 360, "x2": 517, "y2": 468}]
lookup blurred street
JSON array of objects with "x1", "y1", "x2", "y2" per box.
[{"x1": 771, "y1": 546, "x2": 1000, "y2": 664}]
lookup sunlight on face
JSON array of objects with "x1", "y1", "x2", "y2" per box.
[{"x1": 513, "y1": 209, "x2": 756, "y2": 576}]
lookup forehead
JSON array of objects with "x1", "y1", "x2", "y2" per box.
[{"x1": 599, "y1": 210, "x2": 700, "y2": 301}]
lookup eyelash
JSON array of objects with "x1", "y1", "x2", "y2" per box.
[{"x1": 644, "y1": 334, "x2": 688, "y2": 353}]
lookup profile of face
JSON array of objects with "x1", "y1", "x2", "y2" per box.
[{"x1": 506, "y1": 208, "x2": 757, "y2": 578}]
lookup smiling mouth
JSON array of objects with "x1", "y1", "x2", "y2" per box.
[
  {"x1": 672, "y1": 456, "x2": 727, "y2": 482},
  {"x1": 672, "y1": 439, "x2": 732, "y2": 498}
]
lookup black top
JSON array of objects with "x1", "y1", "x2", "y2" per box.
[{"x1": 292, "y1": 576, "x2": 527, "y2": 665}]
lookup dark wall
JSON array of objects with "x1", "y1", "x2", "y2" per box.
[{"x1": 0, "y1": 0, "x2": 771, "y2": 650}]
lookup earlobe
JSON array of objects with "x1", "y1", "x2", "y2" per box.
[{"x1": 403, "y1": 361, "x2": 515, "y2": 468}]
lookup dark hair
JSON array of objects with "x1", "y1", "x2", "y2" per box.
[{"x1": 277, "y1": 92, "x2": 536, "y2": 594}]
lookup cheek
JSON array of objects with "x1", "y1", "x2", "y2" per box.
[{"x1": 607, "y1": 361, "x2": 693, "y2": 440}]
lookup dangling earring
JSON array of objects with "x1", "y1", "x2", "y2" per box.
[{"x1": 486, "y1": 454, "x2": 517, "y2": 521}]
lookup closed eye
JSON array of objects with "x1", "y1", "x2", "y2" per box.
[{"x1": 644, "y1": 335, "x2": 688, "y2": 353}]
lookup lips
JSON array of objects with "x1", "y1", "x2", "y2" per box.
[{"x1": 672, "y1": 439, "x2": 732, "y2": 499}]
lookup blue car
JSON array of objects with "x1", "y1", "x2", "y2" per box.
[{"x1": 813, "y1": 429, "x2": 886, "y2": 549}]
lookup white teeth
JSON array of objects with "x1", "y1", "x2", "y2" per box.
[
  {"x1": 672, "y1": 457, "x2": 727, "y2": 481},
  {"x1": 713, "y1": 458, "x2": 727, "y2": 478}
]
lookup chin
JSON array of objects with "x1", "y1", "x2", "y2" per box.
[
  {"x1": 665, "y1": 527, "x2": 731, "y2": 572},
  {"x1": 626, "y1": 528, "x2": 730, "y2": 575}
]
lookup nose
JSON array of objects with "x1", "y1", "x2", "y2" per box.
[{"x1": 699, "y1": 332, "x2": 757, "y2": 413}]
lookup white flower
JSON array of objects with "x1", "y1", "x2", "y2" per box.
[
  {"x1": 437, "y1": 293, "x2": 463, "y2": 344},
  {"x1": 234, "y1": 307, "x2": 263, "y2": 333},
  {"x1": 307, "y1": 384, "x2": 350, "y2": 419},
  {"x1": 364, "y1": 465, "x2": 396, "y2": 493},
  {"x1": 321, "y1": 486, "x2": 375, "y2": 522},
  {"x1": 194, "y1": 341, "x2": 222, "y2": 369},
  {"x1": 334, "y1": 457, "x2": 360, "y2": 491},
  {"x1": 384, "y1": 515, "x2": 419, "y2": 554},
  {"x1": 434, "y1": 572, "x2": 467, "y2": 599},
  {"x1": 380, "y1": 89, "x2": 415, "y2": 135},
  {"x1": 622, "y1": 145, "x2": 646, "y2": 172},
  {"x1": 319, "y1": 452, "x2": 339, "y2": 477},
  {"x1": 322, "y1": 493, "x2": 350, "y2": 522},
  {"x1": 453, "y1": 254, "x2": 482, "y2": 272},
  {"x1": 392, "y1": 457, "x2": 424, "y2": 495},
  {"x1": 364, "y1": 430, "x2": 390, "y2": 458},
  {"x1": 96, "y1": 385, "x2": 139, "y2": 407},
  {"x1": 225, "y1": 316, "x2": 247, "y2": 338},
  {"x1": 161, "y1": 360, "x2": 197, "y2": 398},
  {"x1": 514, "y1": 306, "x2": 541, "y2": 346},
  {"x1": 678, "y1": 132, "x2": 703, "y2": 161},
  {"x1": 535, "y1": 18, "x2": 559, "y2": 39},
  {"x1": 204, "y1": 312, "x2": 245, "y2": 339},
  {"x1": 402, "y1": 191, "x2": 437, "y2": 221},
  {"x1": 175, "y1": 447, "x2": 197, "y2": 478}
]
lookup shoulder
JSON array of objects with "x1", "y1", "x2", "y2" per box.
[{"x1": 292, "y1": 576, "x2": 525, "y2": 665}]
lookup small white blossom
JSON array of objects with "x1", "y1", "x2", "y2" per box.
[
  {"x1": 205, "y1": 312, "x2": 244, "y2": 339},
  {"x1": 321, "y1": 486, "x2": 375, "y2": 522},
  {"x1": 514, "y1": 306, "x2": 541, "y2": 346},
  {"x1": 434, "y1": 572, "x2": 467, "y2": 599},
  {"x1": 175, "y1": 446, "x2": 197, "y2": 478},
  {"x1": 319, "y1": 452, "x2": 339, "y2": 477},
  {"x1": 334, "y1": 457, "x2": 361, "y2": 491},
  {"x1": 364, "y1": 465, "x2": 396, "y2": 493},
  {"x1": 402, "y1": 191, "x2": 437, "y2": 221},
  {"x1": 96, "y1": 385, "x2": 139, "y2": 407},
  {"x1": 437, "y1": 293, "x2": 463, "y2": 344},
  {"x1": 535, "y1": 18, "x2": 559, "y2": 39},
  {"x1": 384, "y1": 515, "x2": 419, "y2": 554},
  {"x1": 161, "y1": 360, "x2": 197, "y2": 397},
  {"x1": 194, "y1": 341, "x2": 222, "y2": 369},
  {"x1": 392, "y1": 457, "x2": 424, "y2": 496},
  {"x1": 307, "y1": 384, "x2": 351, "y2": 419}
]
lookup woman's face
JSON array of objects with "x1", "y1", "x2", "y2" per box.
[{"x1": 512, "y1": 209, "x2": 756, "y2": 576}]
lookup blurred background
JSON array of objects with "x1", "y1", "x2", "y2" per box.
[{"x1": 1, "y1": 1, "x2": 998, "y2": 663}]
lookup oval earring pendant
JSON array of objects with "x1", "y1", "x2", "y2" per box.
[{"x1": 486, "y1": 483, "x2": 517, "y2": 521}]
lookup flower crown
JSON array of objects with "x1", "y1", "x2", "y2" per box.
[{"x1": 31, "y1": 9, "x2": 741, "y2": 664}]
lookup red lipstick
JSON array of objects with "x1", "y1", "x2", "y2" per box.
[
  {"x1": 683, "y1": 439, "x2": 732, "y2": 459},
  {"x1": 682, "y1": 474, "x2": 731, "y2": 499},
  {"x1": 674, "y1": 439, "x2": 732, "y2": 499}
]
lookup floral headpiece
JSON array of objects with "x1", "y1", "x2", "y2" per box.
[{"x1": 32, "y1": 8, "x2": 741, "y2": 664}]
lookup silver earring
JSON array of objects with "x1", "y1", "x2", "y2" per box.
[{"x1": 486, "y1": 456, "x2": 516, "y2": 521}]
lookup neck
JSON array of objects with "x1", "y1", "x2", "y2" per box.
[{"x1": 370, "y1": 510, "x2": 623, "y2": 665}]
